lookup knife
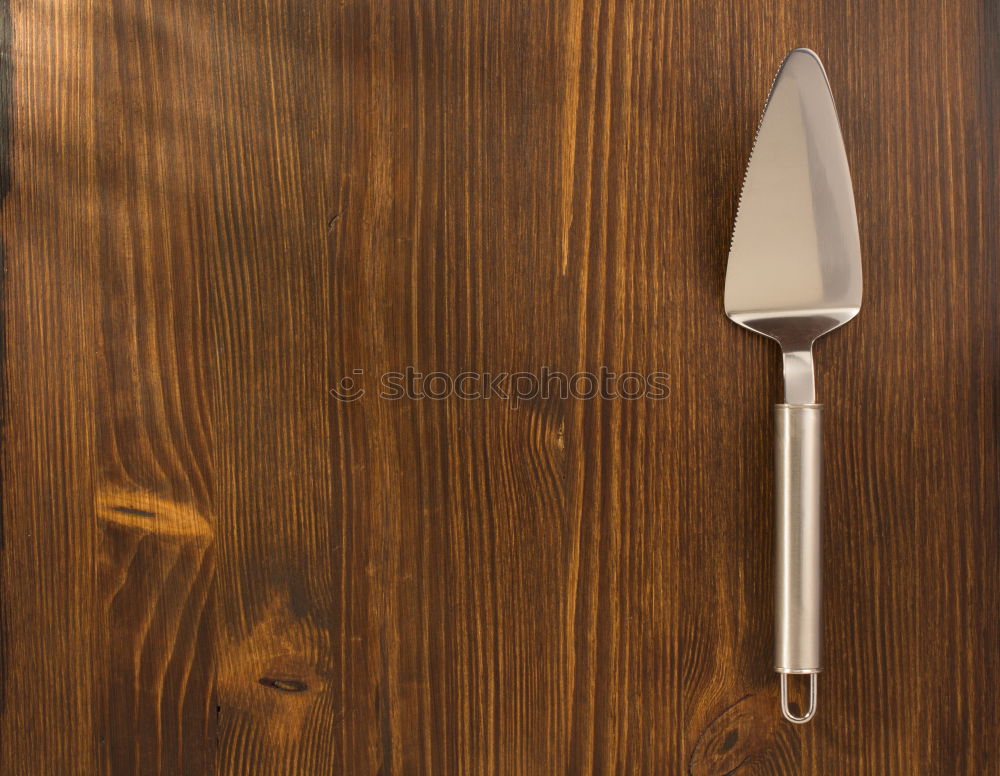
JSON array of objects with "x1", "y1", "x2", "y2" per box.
[{"x1": 724, "y1": 49, "x2": 863, "y2": 724}]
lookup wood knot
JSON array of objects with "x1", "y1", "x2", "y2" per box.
[
  {"x1": 688, "y1": 693, "x2": 796, "y2": 776},
  {"x1": 259, "y1": 677, "x2": 309, "y2": 693},
  {"x1": 110, "y1": 505, "x2": 156, "y2": 518},
  {"x1": 216, "y1": 594, "x2": 331, "y2": 745},
  {"x1": 97, "y1": 487, "x2": 213, "y2": 540}
]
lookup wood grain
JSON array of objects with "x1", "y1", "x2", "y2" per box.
[{"x1": 1, "y1": 0, "x2": 997, "y2": 774}]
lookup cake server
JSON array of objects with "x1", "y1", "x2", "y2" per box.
[{"x1": 724, "y1": 49, "x2": 862, "y2": 724}]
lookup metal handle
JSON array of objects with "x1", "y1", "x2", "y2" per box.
[{"x1": 774, "y1": 404, "x2": 822, "y2": 723}]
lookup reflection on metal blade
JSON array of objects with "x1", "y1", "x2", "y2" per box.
[{"x1": 725, "y1": 49, "x2": 862, "y2": 332}]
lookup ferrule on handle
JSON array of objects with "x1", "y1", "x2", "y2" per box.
[{"x1": 774, "y1": 404, "x2": 822, "y2": 723}]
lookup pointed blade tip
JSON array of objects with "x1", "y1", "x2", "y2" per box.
[{"x1": 727, "y1": 48, "x2": 829, "y2": 259}]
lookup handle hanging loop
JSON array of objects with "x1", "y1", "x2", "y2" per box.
[{"x1": 780, "y1": 673, "x2": 818, "y2": 724}]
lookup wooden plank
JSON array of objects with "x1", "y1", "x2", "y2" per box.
[
  {"x1": 205, "y1": 2, "x2": 375, "y2": 772},
  {"x1": 0, "y1": 0, "x2": 100, "y2": 772},
  {"x1": 89, "y1": 0, "x2": 219, "y2": 770}
]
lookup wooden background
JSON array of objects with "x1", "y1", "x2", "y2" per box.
[{"x1": 1, "y1": 0, "x2": 997, "y2": 773}]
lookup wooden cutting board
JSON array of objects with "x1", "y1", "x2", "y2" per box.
[{"x1": 1, "y1": 0, "x2": 997, "y2": 773}]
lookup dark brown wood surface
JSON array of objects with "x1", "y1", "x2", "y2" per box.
[{"x1": 1, "y1": 0, "x2": 997, "y2": 773}]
